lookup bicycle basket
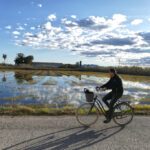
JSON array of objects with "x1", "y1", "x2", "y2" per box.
[{"x1": 84, "y1": 90, "x2": 94, "y2": 102}]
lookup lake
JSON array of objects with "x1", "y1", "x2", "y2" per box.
[{"x1": 0, "y1": 70, "x2": 150, "y2": 107}]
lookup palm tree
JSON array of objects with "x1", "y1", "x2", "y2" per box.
[{"x1": 3, "y1": 54, "x2": 7, "y2": 64}]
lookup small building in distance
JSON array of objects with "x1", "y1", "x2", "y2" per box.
[{"x1": 32, "y1": 62, "x2": 63, "y2": 68}]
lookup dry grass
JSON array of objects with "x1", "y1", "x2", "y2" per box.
[
  {"x1": 0, "y1": 105, "x2": 76, "y2": 116},
  {"x1": 0, "y1": 104, "x2": 150, "y2": 116}
]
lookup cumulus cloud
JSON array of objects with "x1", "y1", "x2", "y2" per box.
[
  {"x1": 139, "y1": 32, "x2": 150, "y2": 44},
  {"x1": 24, "y1": 23, "x2": 28, "y2": 26},
  {"x1": 37, "y1": 4, "x2": 42, "y2": 8},
  {"x1": 48, "y1": 14, "x2": 56, "y2": 21},
  {"x1": 30, "y1": 27, "x2": 35, "y2": 30},
  {"x1": 5, "y1": 25, "x2": 12, "y2": 30},
  {"x1": 131, "y1": 19, "x2": 143, "y2": 26},
  {"x1": 16, "y1": 26, "x2": 24, "y2": 31},
  {"x1": 71, "y1": 15, "x2": 77, "y2": 19},
  {"x1": 90, "y1": 37, "x2": 136, "y2": 46},
  {"x1": 12, "y1": 31, "x2": 20, "y2": 35},
  {"x1": 43, "y1": 22, "x2": 52, "y2": 30},
  {"x1": 112, "y1": 14, "x2": 127, "y2": 24},
  {"x1": 12, "y1": 14, "x2": 150, "y2": 66}
]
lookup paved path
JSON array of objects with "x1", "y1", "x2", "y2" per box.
[{"x1": 0, "y1": 116, "x2": 150, "y2": 150}]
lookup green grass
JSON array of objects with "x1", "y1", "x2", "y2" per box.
[
  {"x1": 0, "y1": 105, "x2": 77, "y2": 116},
  {"x1": 0, "y1": 104, "x2": 150, "y2": 116},
  {"x1": 133, "y1": 105, "x2": 150, "y2": 115}
]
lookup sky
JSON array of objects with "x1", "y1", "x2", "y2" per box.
[{"x1": 0, "y1": 0, "x2": 150, "y2": 66}]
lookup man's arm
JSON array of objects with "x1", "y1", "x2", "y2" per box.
[{"x1": 100, "y1": 79, "x2": 112, "y2": 89}]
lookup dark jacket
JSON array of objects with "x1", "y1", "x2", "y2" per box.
[{"x1": 101, "y1": 74, "x2": 123, "y2": 96}]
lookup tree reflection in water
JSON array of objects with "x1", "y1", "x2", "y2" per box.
[
  {"x1": 14, "y1": 71, "x2": 34, "y2": 84},
  {"x1": 2, "y1": 72, "x2": 7, "y2": 82}
]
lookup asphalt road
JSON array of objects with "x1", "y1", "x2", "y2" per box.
[{"x1": 0, "y1": 116, "x2": 150, "y2": 150}]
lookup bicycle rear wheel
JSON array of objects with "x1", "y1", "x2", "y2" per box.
[
  {"x1": 76, "y1": 102, "x2": 99, "y2": 126},
  {"x1": 113, "y1": 102, "x2": 134, "y2": 126}
]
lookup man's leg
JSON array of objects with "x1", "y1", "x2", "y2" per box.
[
  {"x1": 107, "y1": 93, "x2": 122, "y2": 121},
  {"x1": 103, "y1": 98, "x2": 118, "y2": 124},
  {"x1": 107, "y1": 99, "x2": 118, "y2": 119},
  {"x1": 102, "y1": 92, "x2": 112, "y2": 108}
]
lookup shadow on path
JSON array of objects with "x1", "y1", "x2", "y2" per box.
[{"x1": 3, "y1": 125, "x2": 124, "y2": 150}]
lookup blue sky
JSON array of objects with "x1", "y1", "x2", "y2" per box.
[{"x1": 0, "y1": 0, "x2": 150, "y2": 66}]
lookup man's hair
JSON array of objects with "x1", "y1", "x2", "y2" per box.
[{"x1": 109, "y1": 68, "x2": 117, "y2": 74}]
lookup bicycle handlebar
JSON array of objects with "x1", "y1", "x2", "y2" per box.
[
  {"x1": 84, "y1": 87, "x2": 106, "y2": 93},
  {"x1": 84, "y1": 88, "x2": 88, "y2": 92}
]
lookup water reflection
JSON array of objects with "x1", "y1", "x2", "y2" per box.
[
  {"x1": 13, "y1": 71, "x2": 82, "y2": 84},
  {"x1": 0, "y1": 71, "x2": 149, "y2": 106},
  {"x1": 14, "y1": 72, "x2": 33, "y2": 84},
  {"x1": 2, "y1": 72, "x2": 6, "y2": 82}
]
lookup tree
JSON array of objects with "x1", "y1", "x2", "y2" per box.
[
  {"x1": 80, "y1": 61, "x2": 82, "y2": 67},
  {"x1": 14, "y1": 53, "x2": 25, "y2": 65},
  {"x1": 24, "y1": 55, "x2": 34, "y2": 64},
  {"x1": 3, "y1": 54, "x2": 7, "y2": 64},
  {"x1": 14, "y1": 53, "x2": 34, "y2": 65}
]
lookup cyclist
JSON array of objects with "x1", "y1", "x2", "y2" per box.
[{"x1": 96, "y1": 68, "x2": 123, "y2": 123}]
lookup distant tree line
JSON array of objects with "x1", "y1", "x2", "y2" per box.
[
  {"x1": 0, "y1": 53, "x2": 149, "y2": 76},
  {"x1": 14, "y1": 53, "x2": 34, "y2": 65},
  {"x1": 76, "y1": 66, "x2": 150, "y2": 76},
  {"x1": 60, "y1": 61, "x2": 82, "y2": 68}
]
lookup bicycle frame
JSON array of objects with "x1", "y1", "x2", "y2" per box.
[{"x1": 92, "y1": 92, "x2": 107, "y2": 117}]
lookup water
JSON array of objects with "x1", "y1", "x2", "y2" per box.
[{"x1": 0, "y1": 70, "x2": 150, "y2": 107}]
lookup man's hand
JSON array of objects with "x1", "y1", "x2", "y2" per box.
[
  {"x1": 96, "y1": 86, "x2": 100, "y2": 91},
  {"x1": 96, "y1": 86, "x2": 107, "y2": 91},
  {"x1": 101, "y1": 87, "x2": 107, "y2": 91}
]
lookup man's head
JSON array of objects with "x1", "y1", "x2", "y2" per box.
[{"x1": 109, "y1": 68, "x2": 117, "y2": 78}]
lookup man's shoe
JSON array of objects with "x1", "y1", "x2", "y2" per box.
[{"x1": 103, "y1": 118, "x2": 111, "y2": 124}]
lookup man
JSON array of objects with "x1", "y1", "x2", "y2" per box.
[{"x1": 96, "y1": 68, "x2": 123, "y2": 123}]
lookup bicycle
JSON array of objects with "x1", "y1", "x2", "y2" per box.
[{"x1": 76, "y1": 88, "x2": 134, "y2": 126}]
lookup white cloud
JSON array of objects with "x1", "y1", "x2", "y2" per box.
[
  {"x1": 131, "y1": 19, "x2": 143, "y2": 26},
  {"x1": 12, "y1": 14, "x2": 150, "y2": 66},
  {"x1": 5, "y1": 25, "x2": 12, "y2": 30},
  {"x1": 48, "y1": 14, "x2": 56, "y2": 21},
  {"x1": 16, "y1": 26, "x2": 24, "y2": 30},
  {"x1": 24, "y1": 32, "x2": 33, "y2": 37},
  {"x1": 30, "y1": 27, "x2": 35, "y2": 30},
  {"x1": 43, "y1": 22, "x2": 52, "y2": 30},
  {"x1": 12, "y1": 31, "x2": 20, "y2": 35},
  {"x1": 14, "y1": 36, "x2": 18, "y2": 39},
  {"x1": 112, "y1": 14, "x2": 127, "y2": 24},
  {"x1": 37, "y1": 4, "x2": 42, "y2": 8},
  {"x1": 71, "y1": 15, "x2": 77, "y2": 19}
]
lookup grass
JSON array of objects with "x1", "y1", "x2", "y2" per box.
[
  {"x1": 0, "y1": 104, "x2": 150, "y2": 116},
  {"x1": 133, "y1": 105, "x2": 150, "y2": 115},
  {"x1": 0, "y1": 105, "x2": 76, "y2": 116}
]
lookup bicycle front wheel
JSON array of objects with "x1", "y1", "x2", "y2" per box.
[
  {"x1": 76, "y1": 102, "x2": 99, "y2": 126},
  {"x1": 113, "y1": 102, "x2": 134, "y2": 126}
]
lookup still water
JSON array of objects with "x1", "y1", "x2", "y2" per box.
[{"x1": 0, "y1": 70, "x2": 150, "y2": 107}]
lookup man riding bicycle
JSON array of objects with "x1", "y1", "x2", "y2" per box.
[{"x1": 96, "y1": 68, "x2": 123, "y2": 123}]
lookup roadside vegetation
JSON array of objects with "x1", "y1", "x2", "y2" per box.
[{"x1": 0, "y1": 104, "x2": 150, "y2": 116}]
